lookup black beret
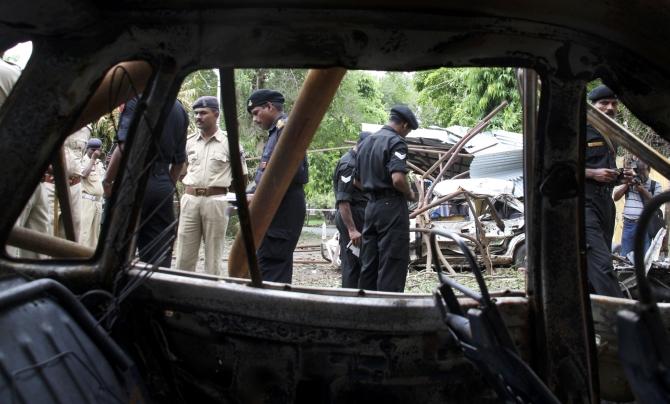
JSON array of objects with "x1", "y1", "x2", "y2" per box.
[
  {"x1": 357, "y1": 131, "x2": 372, "y2": 144},
  {"x1": 587, "y1": 85, "x2": 616, "y2": 102},
  {"x1": 87, "y1": 138, "x2": 102, "y2": 149},
  {"x1": 192, "y1": 96, "x2": 219, "y2": 110},
  {"x1": 390, "y1": 105, "x2": 419, "y2": 130},
  {"x1": 247, "y1": 89, "x2": 285, "y2": 113}
]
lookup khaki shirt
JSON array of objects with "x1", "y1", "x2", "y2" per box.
[
  {"x1": 80, "y1": 154, "x2": 106, "y2": 196},
  {"x1": 64, "y1": 127, "x2": 91, "y2": 177},
  {"x1": 182, "y1": 129, "x2": 248, "y2": 188},
  {"x1": 0, "y1": 60, "x2": 20, "y2": 108}
]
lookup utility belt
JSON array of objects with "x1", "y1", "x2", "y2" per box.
[
  {"x1": 151, "y1": 163, "x2": 170, "y2": 176},
  {"x1": 184, "y1": 186, "x2": 228, "y2": 197},
  {"x1": 42, "y1": 174, "x2": 81, "y2": 186},
  {"x1": 585, "y1": 181, "x2": 614, "y2": 198},
  {"x1": 82, "y1": 192, "x2": 102, "y2": 202},
  {"x1": 368, "y1": 188, "x2": 401, "y2": 201}
]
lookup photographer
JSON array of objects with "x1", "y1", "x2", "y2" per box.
[{"x1": 613, "y1": 159, "x2": 662, "y2": 258}]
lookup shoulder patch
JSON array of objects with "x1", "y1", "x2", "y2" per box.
[
  {"x1": 394, "y1": 152, "x2": 407, "y2": 160},
  {"x1": 276, "y1": 119, "x2": 286, "y2": 130},
  {"x1": 587, "y1": 141, "x2": 605, "y2": 147},
  {"x1": 340, "y1": 175, "x2": 352, "y2": 183}
]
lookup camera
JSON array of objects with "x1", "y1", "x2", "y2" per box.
[{"x1": 627, "y1": 159, "x2": 646, "y2": 186}]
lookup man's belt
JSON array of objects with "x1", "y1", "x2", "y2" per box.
[
  {"x1": 42, "y1": 174, "x2": 81, "y2": 186},
  {"x1": 184, "y1": 186, "x2": 228, "y2": 197},
  {"x1": 368, "y1": 188, "x2": 401, "y2": 201},
  {"x1": 585, "y1": 181, "x2": 614, "y2": 197},
  {"x1": 82, "y1": 192, "x2": 102, "y2": 202}
]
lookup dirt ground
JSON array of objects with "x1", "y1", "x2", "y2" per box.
[{"x1": 184, "y1": 225, "x2": 526, "y2": 294}]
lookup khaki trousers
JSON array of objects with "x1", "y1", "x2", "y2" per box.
[
  {"x1": 13, "y1": 183, "x2": 51, "y2": 258},
  {"x1": 45, "y1": 182, "x2": 82, "y2": 241},
  {"x1": 80, "y1": 195, "x2": 102, "y2": 248},
  {"x1": 175, "y1": 194, "x2": 229, "y2": 275}
]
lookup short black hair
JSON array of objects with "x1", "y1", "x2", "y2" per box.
[
  {"x1": 389, "y1": 115, "x2": 404, "y2": 126},
  {"x1": 271, "y1": 101, "x2": 284, "y2": 112}
]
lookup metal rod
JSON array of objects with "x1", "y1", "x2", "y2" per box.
[
  {"x1": 423, "y1": 101, "x2": 508, "y2": 202},
  {"x1": 407, "y1": 161, "x2": 434, "y2": 181},
  {"x1": 410, "y1": 190, "x2": 463, "y2": 219},
  {"x1": 219, "y1": 67, "x2": 263, "y2": 287},
  {"x1": 587, "y1": 103, "x2": 670, "y2": 179},
  {"x1": 451, "y1": 170, "x2": 470, "y2": 179},
  {"x1": 8, "y1": 226, "x2": 94, "y2": 258},
  {"x1": 228, "y1": 68, "x2": 347, "y2": 278},
  {"x1": 53, "y1": 147, "x2": 76, "y2": 241}
]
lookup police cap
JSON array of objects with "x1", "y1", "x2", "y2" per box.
[
  {"x1": 587, "y1": 85, "x2": 616, "y2": 102},
  {"x1": 192, "y1": 96, "x2": 219, "y2": 111},
  {"x1": 357, "y1": 131, "x2": 372, "y2": 144},
  {"x1": 390, "y1": 105, "x2": 419, "y2": 130},
  {"x1": 87, "y1": 138, "x2": 102, "y2": 149},
  {"x1": 246, "y1": 89, "x2": 285, "y2": 113}
]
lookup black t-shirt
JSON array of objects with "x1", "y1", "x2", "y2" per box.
[
  {"x1": 116, "y1": 97, "x2": 188, "y2": 165},
  {"x1": 254, "y1": 113, "x2": 308, "y2": 189},
  {"x1": 585, "y1": 124, "x2": 617, "y2": 171},
  {"x1": 333, "y1": 149, "x2": 368, "y2": 208},
  {"x1": 354, "y1": 125, "x2": 408, "y2": 192}
]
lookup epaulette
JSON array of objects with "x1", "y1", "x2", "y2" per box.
[
  {"x1": 276, "y1": 119, "x2": 285, "y2": 130},
  {"x1": 187, "y1": 132, "x2": 198, "y2": 141}
]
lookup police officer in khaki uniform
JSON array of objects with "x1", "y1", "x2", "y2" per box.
[
  {"x1": 355, "y1": 105, "x2": 418, "y2": 292},
  {"x1": 79, "y1": 138, "x2": 105, "y2": 248},
  {"x1": 0, "y1": 58, "x2": 20, "y2": 105},
  {"x1": 584, "y1": 85, "x2": 632, "y2": 297},
  {"x1": 44, "y1": 126, "x2": 90, "y2": 240},
  {"x1": 3, "y1": 58, "x2": 51, "y2": 258},
  {"x1": 175, "y1": 96, "x2": 248, "y2": 275},
  {"x1": 247, "y1": 89, "x2": 309, "y2": 283}
]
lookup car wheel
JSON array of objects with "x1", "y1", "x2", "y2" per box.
[{"x1": 514, "y1": 243, "x2": 527, "y2": 268}]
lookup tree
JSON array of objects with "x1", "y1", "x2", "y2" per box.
[{"x1": 414, "y1": 67, "x2": 521, "y2": 131}]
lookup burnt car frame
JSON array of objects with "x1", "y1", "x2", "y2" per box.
[{"x1": 2, "y1": 1, "x2": 670, "y2": 403}]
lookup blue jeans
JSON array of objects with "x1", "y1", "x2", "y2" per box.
[{"x1": 620, "y1": 218, "x2": 651, "y2": 259}]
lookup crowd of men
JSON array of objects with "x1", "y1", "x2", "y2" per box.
[{"x1": 2, "y1": 55, "x2": 664, "y2": 295}]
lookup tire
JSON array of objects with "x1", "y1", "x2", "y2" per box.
[{"x1": 513, "y1": 243, "x2": 527, "y2": 268}]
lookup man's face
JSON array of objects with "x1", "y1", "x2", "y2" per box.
[
  {"x1": 250, "y1": 103, "x2": 276, "y2": 130},
  {"x1": 398, "y1": 122, "x2": 412, "y2": 138},
  {"x1": 594, "y1": 98, "x2": 618, "y2": 118},
  {"x1": 194, "y1": 107, "x2": 218, "y2": 131},
  {"x1": 637, "y1": 163, "x2": 650, "y2": 181}
]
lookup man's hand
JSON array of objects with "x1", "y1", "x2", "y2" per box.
[
  {"x1": 348, "y1": 229, "x2": 362, "y2": 247},
  {"x1": 586, "y1": 168, "x2": 619, "y2": 183},
  {"x1": 102, "y1": 180, "x2": 113, "y2": 198},
  {"x1": 622, "y1": 168, "x2": 635, "y2": 184},
  {"x1": 92, "y1": 149, "x2": 101, "y2": 160}
]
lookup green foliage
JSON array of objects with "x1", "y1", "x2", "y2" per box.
[{"x1": 414, "y1": 67, "x2": 521, "y2": 131}]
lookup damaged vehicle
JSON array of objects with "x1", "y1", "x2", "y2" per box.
[
  {"x1": 410, "y1": 179, "x2": 527, "y2": 269},
  {"x1": 2, "y1": 1, "x2": 670, "y2": 404}
]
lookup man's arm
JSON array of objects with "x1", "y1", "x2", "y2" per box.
[
  {"x1": 103, "y1": 145, "x2": 123, "y2": 197},
  {"x1": 613, "y1": 183, "x2": 629, "y2": 201},
  {"x1": 169, "y1": 162, "x2": 185, "y2": 184},
  {"x1": 585, "y1": 168, "x2": 619, "y2": 183},
  {"x1": 81, "y1": 150, "x2": 101, "y2": 178},
  {"x1": 637, "y1": 183, "x2": 653, "y2": 201},
  {"x1": 392, "y1": 171, "x2": 417, "y2": 202},
  {"x1": 338, "y1": 201, "x2": 362, "y2": 246}
]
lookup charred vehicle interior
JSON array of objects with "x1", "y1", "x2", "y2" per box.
[{"x1": 2, "y1": 1, "x2": 670, "y2": 403}]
